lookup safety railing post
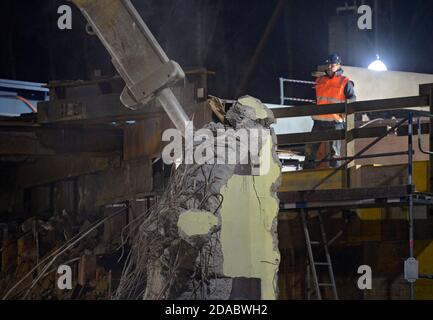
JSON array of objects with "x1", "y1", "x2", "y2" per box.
[
  {"x1": 407, "y1": 111, "x2": 415, "y2": 300},
  {"x1": 280, "y1": 78, "x2": 285, "y2": 106}
]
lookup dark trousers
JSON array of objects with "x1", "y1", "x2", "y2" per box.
[{"x1": 303, "y1": 120, "x2": 345, "y2": 169}]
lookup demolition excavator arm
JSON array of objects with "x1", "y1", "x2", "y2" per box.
[{"x1": 71, "y1": 0, "x2": 190, "y2": 133}]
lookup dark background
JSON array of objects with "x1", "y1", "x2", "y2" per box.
[{"x1": 0, "y1": 0, "x2": 432, "y2": 103}]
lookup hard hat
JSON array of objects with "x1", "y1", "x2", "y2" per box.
[{"x1": 326, "y1": 53, "x2": 342, "y2": 65}]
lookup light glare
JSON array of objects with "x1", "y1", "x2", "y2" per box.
[{"x1": 368, "y1": 56, "x2": 388, "y2": 71}]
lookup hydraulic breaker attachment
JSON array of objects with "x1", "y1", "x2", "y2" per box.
[{"x1": 72, "y1": 0, "x2": 190, "y2": 132}]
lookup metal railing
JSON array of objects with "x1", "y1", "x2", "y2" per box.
[
  {"x1": 276, "y1": 83, "x2": 433, "y2": 300},
  {"x1": 279, "y1": 77, "x2": 316, "y2": 105}
]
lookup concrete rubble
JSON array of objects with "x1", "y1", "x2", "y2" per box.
[
  {"x1": 115, "y1": 95, "x2": 281, "y2": 300},
  {"x1": 0, "y1": 95, "x2": 281, "y2": 300}
]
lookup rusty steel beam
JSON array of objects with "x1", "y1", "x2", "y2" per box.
[
  {"x1": 15, "y1": 154, "x2": 119, "y2": 188},
  {"x1": 0, "y1": 132, "x2": 55, "y2": 156},
  {"x1": 78, "y1": 157, "x2": 153, "y2": 210},
  {"x1": 0, "y1": 126, "x2": 122, "y2": 155},
  {"x1": 37, "y1": 75, "x2": 204, "y2": 125}
]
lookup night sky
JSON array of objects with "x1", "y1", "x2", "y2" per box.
[{"x1": 0, "y1": 0, "x2": 432, "y2": 104}]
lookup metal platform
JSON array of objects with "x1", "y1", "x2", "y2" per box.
[{"x1": 279, "y1": 185, "x2": 433, "y2": 210}]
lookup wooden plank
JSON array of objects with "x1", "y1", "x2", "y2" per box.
[
  {"x1": 346, "y1": 96, "x2": 429, "y2": 114},
  {"x1": 279, "y1": 168, "x2": 345, "y2": 192},
  {"x1": 277, "y1": 129, "x2": 344, "y2": 144},
  {"x1": 278, "y1": 185, "x2": 412, "y2": 203},
  {"x1": 349, "y1": 161, "x2": 428, "y2": 192},
  {"x1": 277, "y1": 127, "x2": 388, "y2": 145},
  {"x1": 272, "y1": 104, "x2": 344, "y2": 119},
  {"x1": 272, "y1": 95, "x2": 429, "y2": 119}
]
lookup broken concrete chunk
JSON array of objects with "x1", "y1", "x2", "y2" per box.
[
  {"x1": 177, "y1": 210, "x2": 218, "y2": 239},
  {"x1": 116, "y1": 95, "x2": 281, "y2": 300},
  {"x1": 226, "y1": 95, "x2": 275, "y2": 129},
  {"x1": 237, "y1": 96, "x2": 269, "y2": 120}
]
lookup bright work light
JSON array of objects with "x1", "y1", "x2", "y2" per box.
[{"x1": 368, "y1": 55, "x2": 388, "y2": 71}]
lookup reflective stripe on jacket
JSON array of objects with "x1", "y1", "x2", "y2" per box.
[{"x1": 313, "y1": 75, "x2": 349, "y2": 122}]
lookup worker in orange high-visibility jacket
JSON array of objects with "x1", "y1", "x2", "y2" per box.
[{"x1": 303, "y1": 53, "x2": 356, "y2": 169}]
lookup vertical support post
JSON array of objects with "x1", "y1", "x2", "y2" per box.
[
  {"x1": 280, "y1": 78, "x2": 285, "y2": 106},
  {"x1": 345, "y1": 102, "x2": 355, "y2": 188},
  {"x1": 407, "y1": 112, "x2": 415, "y2": 300},
  {"x1": 408, "y1": 112, "x2": 413, "y2": 194},
  {"x1": 305, "y1": 262, "x2": 311, "y2": 299},
  {"x1": 429, "y1": 88, "x2": 433, "y2": 194}
]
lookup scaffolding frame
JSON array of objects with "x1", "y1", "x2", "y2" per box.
[{"x1": 275, "y1": 83, "x2": 433, "y2": 300}]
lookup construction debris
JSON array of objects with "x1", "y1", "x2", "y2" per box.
[
  {"x1": 114, "y1": 95, "x2": 281, "y2": 300},
  {"x1": 0, "y1": 95, "x2": 281, "y2": 301},
  {"x1": 0, "y1": 206, "x2": 127, "y2": 300}
]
